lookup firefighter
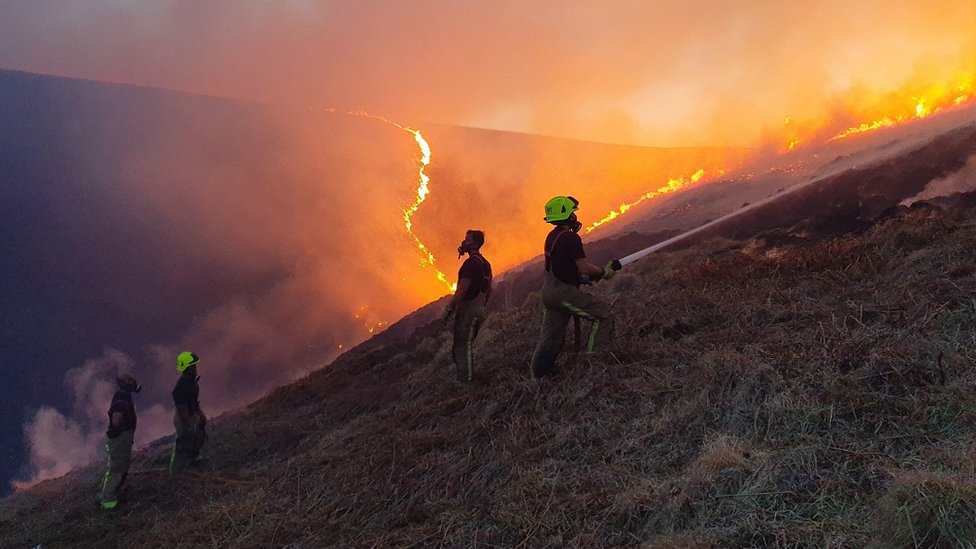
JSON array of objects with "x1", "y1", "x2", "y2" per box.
[
  {"x1": 442, "y1": 229, "x2": 493, "y2": 384},
  {"x1": 170, "y1": 351, "x2": 207, "y2": 473},
  {"x1": 530, "y1": 196, "x2": 621, "y2": 378},
  {"x1": 100, "y1": 373, "x2": 141, "y2": 510}
]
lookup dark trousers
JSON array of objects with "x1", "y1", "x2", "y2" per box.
[
  {"x1": 452, "y1": 298, "x2": 486, "y2": 383},
  {"x1": 530, "y1": 273, "x2": 614, "y2": 378},
  {"x1": 101, "y1": 429, "x2": 134, "y2": 504},
  {"x1": 170, "y1": 414, "x2": 206, "y2": 473}
]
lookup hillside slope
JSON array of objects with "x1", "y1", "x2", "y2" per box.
[
  {"x1": 5, "y1": 191, "x2": 976, "y2": 546},
  {"x1": 0, "y1": 68, "x2": 748, "y2": 494}
]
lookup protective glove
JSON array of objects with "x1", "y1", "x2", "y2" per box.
[
  {"x1": 441, "y1": 306, "x2": 455, "y2": 324},
  {"x1": 602, "y1": 259, "x2": 622, "y2": 280}
]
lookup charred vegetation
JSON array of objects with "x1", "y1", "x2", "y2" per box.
[{"x1": 6, "y1": 189, "x2": 976, "y2": 547}]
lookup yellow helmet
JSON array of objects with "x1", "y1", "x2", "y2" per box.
[
  {"x1": 176, "y1": 351, "x2": 199, "y2": 372},
  {"x1": 543, "y1": 196, "x2": 579, "y2": 223}
]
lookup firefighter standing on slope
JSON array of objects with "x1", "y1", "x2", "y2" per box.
[
  {"x1": 100, "y1": 373, "x2": 141, "y2": 510},
  {"x1": 170, "y1": 351, "x2": 207, "y2": 473},
  {"x1": 442, "y1": 229, "x2": 493, "y2": 385},
  {"x1": 530, "y1": 196, "x2": 621, "y2": 378}
]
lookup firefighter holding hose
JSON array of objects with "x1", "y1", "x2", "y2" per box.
[{"x1": 530, "y1": 196, "x2": 621, "y2": 378}]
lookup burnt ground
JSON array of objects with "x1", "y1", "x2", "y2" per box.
[
  {"x1": 3, "y1": 112, "x2": 976, "y2": 549},
  {"x1": 5, "y1": 190, "x2": 976, "y2": 547}
]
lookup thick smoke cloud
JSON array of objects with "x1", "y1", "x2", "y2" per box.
[
  {"x1": 3, "y1": 0, "x2": 974, "y2": 490},
  {"x1": 0, "y1": 1, "x2": 973, "y2": 147},
  {"x1": 3, "y1": 70, "x2": 743, "y2": 489},
  {"x1": 3, "y1": 76, "x2": 449, "y2": 487},
  {"x1": 903, "y1": 154, "x2": 976, "y2": 205},
  {"x1": 13, "y1": 349, "x2": 169, "y2": 488}
]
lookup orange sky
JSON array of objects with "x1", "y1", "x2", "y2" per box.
[{"x1": 0, "y1": 1, "x2": 973, "y2": 147}]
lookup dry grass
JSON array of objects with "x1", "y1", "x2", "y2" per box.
[
  {"x1": 5, "y1": 205, "x2": 976, "y2": 548},
  {"x1": 874, "y1": 471, "x2": 976, "y2": 549}
]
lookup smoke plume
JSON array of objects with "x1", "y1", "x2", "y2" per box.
[
  {"x1": 0, "y1": 1, "x2": 973, "y2": 147},
  {"x1": 902, "y1": 154, "x2": 976, "y2": 205},
  {"x1": 2, "y1": 70, "x2": 751, "y2": 489},
  {"x1": 3, "y1": 0, "x2": 975, "y2": 486},
  {"x1": 13, "y1": 349, "x2": 168, "y2": 488}
]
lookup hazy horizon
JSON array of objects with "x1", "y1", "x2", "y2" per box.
[{"x1": 1, "y1": 2, "x2": 973, "y2": 148}]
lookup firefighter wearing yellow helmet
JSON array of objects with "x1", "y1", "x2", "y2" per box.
[
  {"x1": 531, "y1": 196, "x2": 621, "y2": 377},
  {"x1": 170, "y1": 351, "x2": 207, "y2": 473}
]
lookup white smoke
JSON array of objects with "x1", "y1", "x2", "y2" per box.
[
  {"x1": 902, "y1": 154, "x2": 976, "y2": 206},
  {"x1": 12, "y1": 292, "x2": 330, "y2": 490},
  {"x1": 12, "y1": 348, "x2": 170, "y2": 489}
]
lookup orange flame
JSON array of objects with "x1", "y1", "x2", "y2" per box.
[
  {"x1": 584, "y1": 169, "x2": 707, "y2": 233},
  {"x1": 353, "y1": 304, "x2": 386, "y2": 335},
  {"x1": 330, "y1": 109, "x2": 455, "y2": 294},
  {"x1": 829, "y1": 74, "x2": 975, "y2": 142},
  {"x1": 782, "y1": 116, "x2": 802, "y2": 151}
]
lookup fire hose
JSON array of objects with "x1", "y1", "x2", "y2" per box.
[
  {"x1": 615, "y1": 205, "x2": 750, "y2": 268},
  {"x1": 615, "y1": 172, "x2": 825, "y2": 268}
]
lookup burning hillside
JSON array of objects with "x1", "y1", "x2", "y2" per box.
[
  {"x1": 4, "y1": 110, "x2": 976, "y2": 546},
  {"x1": 0, "y1": 70, "x2": 750, "y2": 493},
  {"x1": 3, "y1": 1, "x2": 976, "y2": 539}
]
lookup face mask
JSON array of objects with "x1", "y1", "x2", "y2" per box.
[
  {"x1": 120, "y1": 377, "x2": 141, "y2": 393},
  {"x1": 458, "y1": 239, "x2": 477, "y2": 257},
  {"x1": 566, "y1": 213, "x2": 582, "y2": 233}
]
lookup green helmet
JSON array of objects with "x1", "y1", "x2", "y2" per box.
[
  {"x1": 177, "y1": 351, "x2": 199, "y2": 372},
  {"x1": 543, "y1": 196, "x2": 579, "y2": 223}
]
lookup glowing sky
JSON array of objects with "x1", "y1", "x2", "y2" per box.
[{"x1": 0, "y1": 0, "x2": 973, "y2": 147}]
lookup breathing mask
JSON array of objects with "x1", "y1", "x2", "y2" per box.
[
  {"x1": 458, "y1": 236, "x2": 481, "y2": 258},
  {"x1": 118, "y1": 375, "x2": 141, "y2": 393},
  {"x1": 567, "y1": 213, "x2": 582, "y2": 234}
]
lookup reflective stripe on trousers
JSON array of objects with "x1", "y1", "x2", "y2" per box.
[
  {"x1": 530, "y1": 272, "x2": 614, "y2": 378},
  {"x1": 451, "y1": 297, "x2": 485, "y2": 382},
  {"x1": 101, "y1": 429, "x2": 134, "y2": 505}
]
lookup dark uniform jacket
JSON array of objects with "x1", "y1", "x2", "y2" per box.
[
  {"x1": 106, "y1": 391, "x2": 137, "y2": 438},
  {"x1": 172, "y1": 374, "x2": 201, "y2": 415},
  {"x1": 458, "y1": 253, "x2": 493, "y2": 302},
  {"x1": 544, "y1": 226, "x2": 586, "y2": 286}
]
